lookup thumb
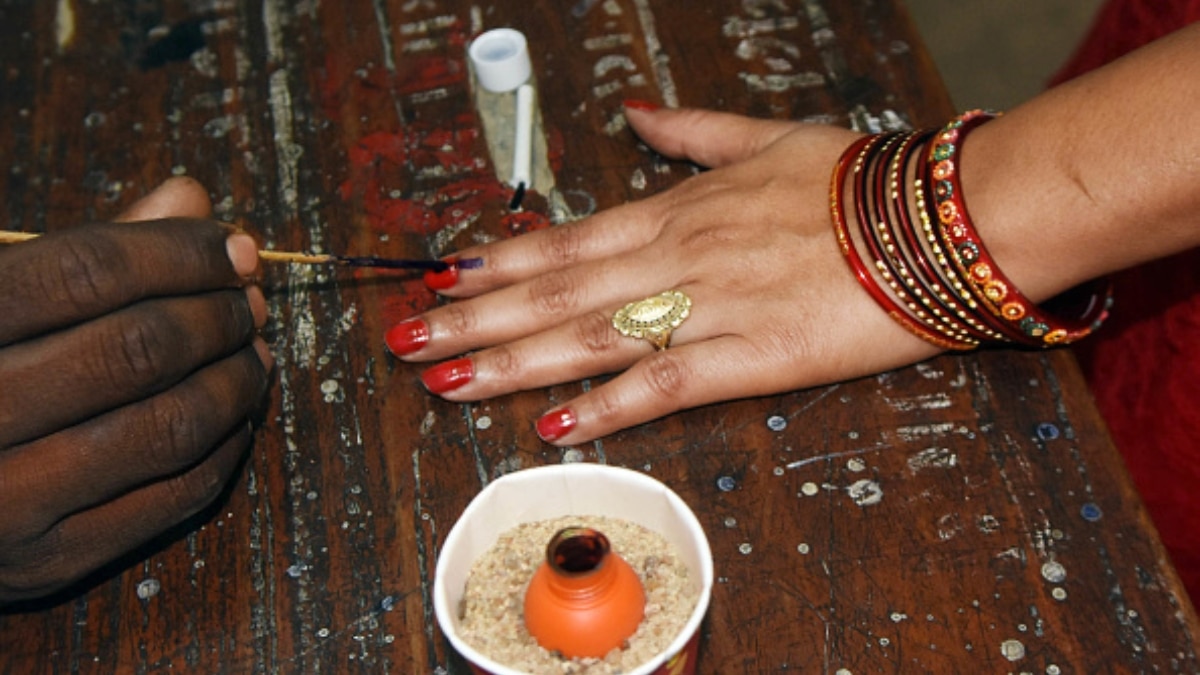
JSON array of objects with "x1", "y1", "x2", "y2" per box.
[
  {"x1": 114, "y1": 176, "x2": 213, "y2": 222},
  {"x1": 623, "y1": 103, "x2": 798, "y2": 168}
]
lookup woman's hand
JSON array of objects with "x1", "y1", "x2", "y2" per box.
[
  {"x1": 0, "y1": 177, "x2": 273, "y2": 606},
  {"x1": 386, "y1": 107, "x2": 941, "y2": 444}
]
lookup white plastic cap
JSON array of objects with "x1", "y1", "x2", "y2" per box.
[{"x1": 468, "y1": 28, "x2": 531, "y2": 93}]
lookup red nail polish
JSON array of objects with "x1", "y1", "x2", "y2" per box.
[
  {"x1": 536, "y1": 408, "x2": 577, "y2": 442},
  {"x1": 385, "y1": 318, "x2": 430, "y2": 357},
  {"x1": 424, "y1": 258, "x2": 459, "y2": 291},
  {"x1": 421, "y1": 358, "x2": 473, "y2": 394},
  {"x1": 622, "y1": 99, "x2": 660, "y2": 113}
]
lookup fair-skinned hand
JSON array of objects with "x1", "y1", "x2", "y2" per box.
[
  {"x1": 0, "y1": 177, "x2": 273, "y2": 606},
  {"x1": 385, "y1": 107, "x2": 941, "y2": 445},
  {"x1": 383, "y1": 25, "x2": 1200, "y2": 447}
]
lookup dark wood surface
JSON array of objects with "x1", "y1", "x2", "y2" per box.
[{"x1": 2, "y1": 0, "x2": 1197, "y2": 672}]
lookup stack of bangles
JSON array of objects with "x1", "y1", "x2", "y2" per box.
[{"x1": 830, "y1": 109, "x2": 1113, "y2": 351}]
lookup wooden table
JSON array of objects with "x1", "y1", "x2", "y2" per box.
[{"x1": 2, "y1": 0, "x2": 1197, "y2": 672}]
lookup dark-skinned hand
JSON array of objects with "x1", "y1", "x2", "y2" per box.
[{"x1": 0, "y1": 177, "x2": 273, "y2": 606}]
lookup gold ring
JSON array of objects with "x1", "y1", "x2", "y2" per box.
[{"x1": 612, "y1": 290, "x2": 692, "y2": 351}]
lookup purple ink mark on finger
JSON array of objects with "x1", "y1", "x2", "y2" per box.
[{"x1": 457, "y1": 257, "x2": 484, "y2": 270}]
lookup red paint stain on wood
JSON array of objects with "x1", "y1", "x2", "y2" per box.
[
  {"x1": 380, "y1": 282, "x2": 436, "y2": 326},
  {"x1": 503, "y1": 210, "x2": 551, "y2": 236}
]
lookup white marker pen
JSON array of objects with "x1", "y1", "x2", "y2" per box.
[
  {"x1": 468, "y1": 28, "x2": 535, "y2": 207},
  {"x1": 511, "y1": 83, "x2": 534, "y2": 191}
]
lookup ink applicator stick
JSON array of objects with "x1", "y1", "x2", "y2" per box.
[{"x1": 0, "y1": 230, "x2": 452, "y2": 272}]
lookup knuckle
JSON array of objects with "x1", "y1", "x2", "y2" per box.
[
  {"x1": 528, "y1": 271, "x2": 582, "y2": 317},
  {"x1": 585, "y1": 387, "x2": 622, "y2": 426},
  {"x1": 538, "y1": 222, "x2": 583, "y2": 266},
  {"x1": 102, "y1": 312, "x2": 176, "y2": 387},
  {"x1": 486, "y1": 344, "x2": 523, "y2": 380},
  {"x1": 576, "y1": 311, "x2": 622, "y2": 354},
  {"x1": 759, "y1": 323, "x2": 813, "y2": 363},
  {"x1": 440, "y1": 302, "x2": 479, "y2": 337},
  {"x1": 638, "y1": 352, "x2": 690, "y2": 399},
  {"x1": 48, "y1": 236, "x2": 126, "y2": 314},
  {"x1": 142, "y1": 394, "x2": 206, "y2": 472}
]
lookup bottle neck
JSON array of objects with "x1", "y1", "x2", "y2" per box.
[
  {"x1": 546, "y1": 556, "x2": 619, "y2": 604},
  {"x1": 543, "y1": 527, "x2": 620, "y2": 604}
]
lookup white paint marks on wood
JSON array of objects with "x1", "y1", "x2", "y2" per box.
[
  {"x1": 631, "y1": 0, "x2": 679, "y2": 108},
  {"x1": 894, "y1": 422, "x2": 965, "y2": 443},
  {"x1": 738, "y1": 72, "x2": 825, "y2": 93},
  {"x1": 885, "y1": 392, "x2": 954, "y2": 412},
  {"x1": 907, "y1": 446, "x2": 959, "y2": 472},
  {"x1": 55, "y1": 0, "x2": 75, "y2": 52},
  {"x1": 847, "y1": 479, "x2": 883, "y2": 506},
  {"x1": 583, "y1": 34, "x2": 634, "y2": 51},
  {"x1": 595, "y1": 54, "x2": 638, "y2": 78},
  {"x1": 399, "y1": 15, "x2": 458, "y2": 36}
]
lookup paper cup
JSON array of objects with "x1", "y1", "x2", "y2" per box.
[{"x1": 433, "y1": 463, "x2": 714, "y2": 675}]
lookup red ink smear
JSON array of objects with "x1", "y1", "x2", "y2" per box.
[
  {"x1": 396, "y1": 56, "x2": 465, "y2": 95},
  {"x1": 361, "y1": 179, "x2": 438, "y2": 235},
  {"x1": 317, "y1": 53, "x2": 347, "y2": 119},
  {"x1": 417, "y1": 121, "x2": 480, "y2": 170},
  {"x1": 381, "y1": 283, "x2": 440, "y2": 326},
  {"x1": 352, "y1": 132, "x2": 408, "y2": 166},
  {"x1": 357, "y1": 65, "x2": 395, "y2": 92},
  {"x1": 503, "y1": 210, "x2": 551, "y2": 236},
  {"x1": 317, "y1": 61, "x2": 402, "y2": 120},
  {"x1": 319, "y1": 14, "x2": 563, "y2": 320},
  {"x1": 546, "y1": 127, "x2": 567, "y2": 173}
]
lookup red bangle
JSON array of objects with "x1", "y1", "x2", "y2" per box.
[
  {"x1": 831, "y1": 134, "x2": 977, "y2": 351},
  {"x1": 926, "y1": 110, "x2": 1112, "y2": 346},
  {"x1": 882, "y1": 132, "x2": 1011, "y2": 343},
  {"x1": 870, "y1": 130, "x2": 998, "y2": 344},
  {"x1": 857, "y1": 133, "x2": 980, "y2": 347}
]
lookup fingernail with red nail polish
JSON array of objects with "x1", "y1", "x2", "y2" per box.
[
  {"x1": 622, "y1": 99, "x2": 661, "y2": 112},
  {"x1": 385, "y1": 318, "x2": 430, "y2": 357},
  {"x1": 424, "y1": 258, "x2": 459, "y2": 291},
  {"x1": 421, "y1": 358, "x2": 473, "y2": 395},
  {"x1": 536, "y1": 408, "x2": 577, "y2": 442}
]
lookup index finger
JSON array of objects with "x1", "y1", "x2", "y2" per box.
[{"x1": 0, "y1": 218, "x2": 257, "y2": 347}]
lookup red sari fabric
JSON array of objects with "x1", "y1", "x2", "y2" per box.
[{"x1": 1049, "y1": 0, "x2": 1200, "y2": 603}]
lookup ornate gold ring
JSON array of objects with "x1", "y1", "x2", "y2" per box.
[{"x1": 611, "y1": 290, "x2": 692, "y2": 351}]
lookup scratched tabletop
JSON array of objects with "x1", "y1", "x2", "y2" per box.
[{"x1": 1, "y1": 0, "x2": 1197, "y2": 673}]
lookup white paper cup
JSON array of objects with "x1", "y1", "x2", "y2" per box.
[{"x1": 433, "y1": 463, "x2": 714, "y2": 675}]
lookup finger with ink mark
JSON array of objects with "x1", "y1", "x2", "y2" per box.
[{"x1": 424, "y1": 257, "x2": 483, "y2": 291}]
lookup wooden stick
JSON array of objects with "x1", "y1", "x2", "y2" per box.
[
  {"x1": 0, "y1": 230, "x2": 450, "y2": 271},
  {"x1": 0, "y1": 231, "x2": 37, "y2": 244},
  {"x1": 256, "y1": 250, "x2": 336, "y2": 265}
]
